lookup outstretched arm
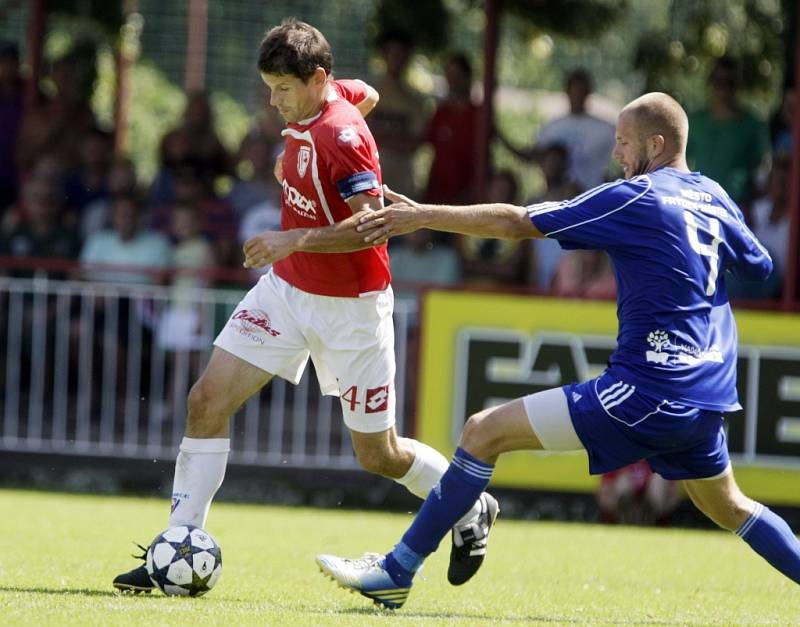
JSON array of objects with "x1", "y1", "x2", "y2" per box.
[
  {"x1": 356, "y1": 186, "x2": 544, "y2": 245},
  {"x1": 243, "y1": 192, "x2": 382, "y2": 269}
]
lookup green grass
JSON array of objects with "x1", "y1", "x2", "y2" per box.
[{"x1": 0, "y1": 489, "x2": 797, "y2": 626}]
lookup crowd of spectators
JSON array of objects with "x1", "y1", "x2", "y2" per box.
[{"x1": 0, "y1": 39, "x2": 793, "y2": 304}]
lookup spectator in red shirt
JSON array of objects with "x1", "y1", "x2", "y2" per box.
[{"x1": 423, "y1": 53, "x2": 480, "y2": 204}]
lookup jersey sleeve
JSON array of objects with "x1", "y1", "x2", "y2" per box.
[
  {"x1": 318, "y1": 114, "x2": 381, "y2": 200},
  {"x1": 527, "y1": 176, "x2": 653, "y2": 250},
  {"x1": 720, "y1": 195, "x2": 773, "y2": 281},
  {"x1": 332, "y1": 79, "x2": 369, "y2": 107}
]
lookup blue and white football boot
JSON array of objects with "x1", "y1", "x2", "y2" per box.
[{"x1": 316, "y1": 552, "x2": 411, "y2": 610}]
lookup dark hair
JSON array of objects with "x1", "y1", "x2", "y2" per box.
[
  {"x1": 446, "y1": 52, "x2": 472, "y2": 80},
  {"x1": 565, "y1": 68, "x2": 592, "y2": 92},
  {"x1": 257, "y1": 18, "x2": 332, "y2": 81}
]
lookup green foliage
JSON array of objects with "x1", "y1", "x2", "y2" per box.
[
  {"x1": 47, "y1": 0, "x2": 124, "y2": 37},
  {"x1": 502, "y1": 0, "x2": 627, "y2": 39},
  {"x1": 633, "y1": 0, "x2": 786, "y2": 111},
  {"x1": 1, "y1": 489, "x2": 800, "y2": 624},
  {"x1": 371, "y1": 0, "x2": 450, "y2": 53}
]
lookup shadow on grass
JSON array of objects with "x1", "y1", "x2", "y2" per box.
[
  {"x1": 330, "y1": 606, "x2": 678, "y2": 625},
  {"x1": 0, "y1": 586, "x2": 145, "y2": 598}
]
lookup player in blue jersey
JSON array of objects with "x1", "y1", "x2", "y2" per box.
[{"x1": 315, "y1": 92, "x2": 800, "y2": 609}]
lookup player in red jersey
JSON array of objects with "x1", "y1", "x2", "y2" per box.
[{"x1": 113, "y1": 19, "x2": 496, "y2": 593}]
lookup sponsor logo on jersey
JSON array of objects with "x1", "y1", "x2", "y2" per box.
[
  {"x1": 365, "y1": 385, "x2": 390, "y2": 413},
  {"x1": 645, "y1": 329, "x2": 723, "y2": 365},
  {"x1": 336, "y1": 125, "x2": 357, "y2": 145},
  {"x1": 233, "y1": 308, "x2": 281, "y2": 341},
  {"x1": 297, "y1": 145, "x2": 311, "y2": 177},
  {"x1": 282, "y1": 179, "x2": 317, "y2": 219},
  {"x1": 571, "y1": 391, "x2": 582, "y2": 403}
]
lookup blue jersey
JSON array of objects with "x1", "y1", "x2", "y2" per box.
[{"x1": 528, "y1": 167, "x2": 773, "y2": 412}]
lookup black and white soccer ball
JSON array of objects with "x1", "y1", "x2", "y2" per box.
[{"x1": 145, "y1": 525, "x2": 222, "y2": 596}]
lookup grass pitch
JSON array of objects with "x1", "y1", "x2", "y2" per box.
[{"x1": 0, "y1": 489, "x2": 797, "y2": 626}]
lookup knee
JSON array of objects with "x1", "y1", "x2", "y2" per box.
[{"x1": 459, "y1": 410, "x2": 497, "y2": 459}]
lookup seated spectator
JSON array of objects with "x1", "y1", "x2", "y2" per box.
[
  {"x1": 525, "y1": 143, "x2": 583, "y2": 291},
  {"x1": 79, "y1": 193, "x2": 171, "y2": 284},
  {"x1": 81, "y1": 158, "x2": 140, "y2": 238},
  {"x1": 226, "y1": 130, "x2": 280, "y2": 219},
  {"x1": 0, "y1": 176, "x2": 80, "y2": 277},
  {"x1": 388, "y1": 230, "x2": 461, "y2": 301},
  {"x1": 63, "y1": 127, "x2": 113, "y2": 219},
  {"x1": 458, "y1": 170, "x2": 528, "y2": 287},
  {"x1": 726, "y1": 155, "x2": 790, "y2": 299},
  {"x1": 597, "y1": 461, "x2": 682, "y2": 525},
  {"x1": 151, "y1": 159, "x2": 238, "y2": 269},
  {"x1": 769, "y1": 86, "x2": 794, "y2": 156},
  {"x1": 150, "y1": 90, "x2": 231, "y2": 209},
  {"x1": 0, "y1": 41, "x2": 23, "y2": 212},
  {"x1": 550, "y1": 249, "x2": 616, "y2": 299}
]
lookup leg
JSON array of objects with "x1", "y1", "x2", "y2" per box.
[
  {"x1": 684, "y1": 468, "x2": 800, "y2": 584},
  {"x1": 170, "y1": 347, "x2": 272, "y2": 528}
]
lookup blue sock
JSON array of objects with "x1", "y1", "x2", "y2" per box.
[
  {"x1": 383, "y1": 448, "x2": 494, "y2": 585},
  {"x1": 736, "y1": 503, "x2": 800, "y2": 584}
]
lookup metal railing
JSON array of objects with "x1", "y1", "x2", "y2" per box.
[{"x1": 0, "y1": 274, "x2": 417, "y2": 469}]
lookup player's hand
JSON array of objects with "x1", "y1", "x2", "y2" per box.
[
  {"x1": 273, "y1": 150, "x2": 284, "y2": 183},
  {"x1": 243, "y1": 230, "x2": 295, "y2": 268},
  {"x1": 356, "y1": 185, "x2": 422, "y2": 245}
]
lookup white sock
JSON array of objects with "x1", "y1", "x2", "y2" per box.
[
  {"x1": 169, "y1": 437, "x2": 230, "y2": 528},
  {"x1": 395, "y1": 439, "x2": 482, "y2": 525}
]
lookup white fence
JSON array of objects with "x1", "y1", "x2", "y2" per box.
[{"x1": 0, "y1": 275, "x2": 417, "y2": 469}]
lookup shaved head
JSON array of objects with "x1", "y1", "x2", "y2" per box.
[
  {"x1": 621, "y1": 92, "x2": 688, "y2": 154},
  {"x1": 613, "y1": 92, "x2": 689, "y2": 178}
]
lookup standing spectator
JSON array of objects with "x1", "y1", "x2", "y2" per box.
[
  {"x1": 525, "y1": 143, "x2": 583, "y2": 291},
  {"x1": 687, "y1": 57, "x2": 770, "y2": 208},
  {"x1": 597, "y1": 461, "x2": 682, "y2": 525},
  {"x1": 368, "y1": 30, "x2": 430, "y2": 196},
  {"x1": 16, "y1": 44, "x2": 99, "y2": 174},
  {"x1": 0, "y1": 41, "x2": 23, "y2": 212},
  {"x1": 158, "y1": 203, "x2": 215, "y2": 424},
  {"x1": 0, "y1": 177, "x2": 80, "y2": 277},
  {"x1": 500, "y1": 69, "x2": 616, "y2": 191},
  {"x1": 458, "y1": 170, "x2": 528, "y2": 286},
  {"x1": 424, "y1": 53, "x2": 480, "y2": 204}
]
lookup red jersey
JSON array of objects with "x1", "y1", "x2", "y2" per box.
[{"x1": 273, "y1": 79, "x2": 390, "y2": 297}]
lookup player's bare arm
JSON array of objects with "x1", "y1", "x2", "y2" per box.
[
  {"x1": 356, "y1": 185, "x2": 543, "y2": 245},
  {"x1": 243, "y1": 192, "x2": 382, "y2": 268},
  {"x1": 355, "y1": 81, "x2": 379, "y2": 117}
]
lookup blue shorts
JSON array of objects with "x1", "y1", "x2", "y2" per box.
[{"x1": 565, "y1": 371, "x2": 730, "y2": 481}]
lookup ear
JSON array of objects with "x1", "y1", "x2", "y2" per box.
[
  {"x1": 310, "y1": 66, "x2": 328, "y2": 87},
  {"x1": 649, "y1": 134, "x2": 666, "y2": 158}
]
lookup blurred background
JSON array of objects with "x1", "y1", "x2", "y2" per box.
[{"x1": 0, "y1": 0, "x2": 797, "y2": 528}]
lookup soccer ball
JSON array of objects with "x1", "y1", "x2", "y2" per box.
[{"x1": 145, "y1": 525, "x2": 222, "y2": 596}]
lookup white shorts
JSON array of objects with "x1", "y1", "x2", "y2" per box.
[
  {"x1": 214, "y1": 271, "x2": 396, "y2": 433},
  {"x1": 522, "y1": 388, "x2": 584, "y2": 451}
]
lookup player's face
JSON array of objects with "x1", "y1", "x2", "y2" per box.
[
  {"x1": 260, "y1": 71, "x2": 324, "y2": 124},
  {"x1": 612, "y1": 111, "x2": 649, "y2": 179}
]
